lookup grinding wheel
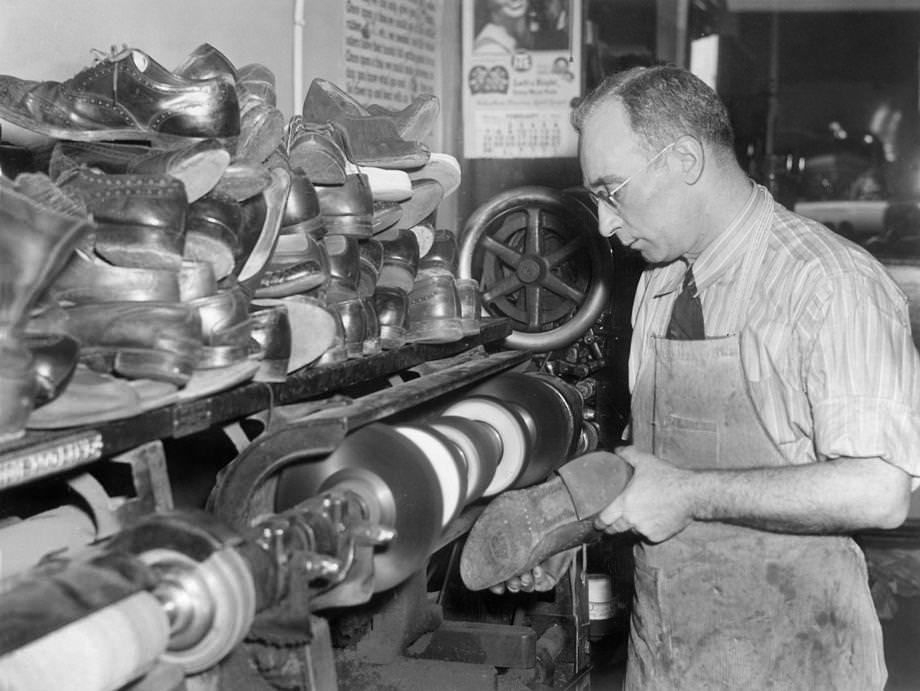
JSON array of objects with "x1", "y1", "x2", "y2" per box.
[
  {"x1": 394, "y1": 424, "x2": 468, "y2": 527},
  {"x1": 275, "y1": 423, "x2": 444, "y2": 593},
  {"x1": 465, "y1": 371, "x2": 583, "y2": 488},
  {"x1": 440, "y1": 395, "x2": 530, "y2": 497},
  {"x1": 430, "y1": 416, "x2": 503, "y2": 503}
]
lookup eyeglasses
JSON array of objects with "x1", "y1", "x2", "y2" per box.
[{"x1": 587, "y1": 142, "x2": 676, "y2": 212}]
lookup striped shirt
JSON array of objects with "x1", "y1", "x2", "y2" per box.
[{"x1": 629, "y1": 185, "x2": 920, "y2": 483}]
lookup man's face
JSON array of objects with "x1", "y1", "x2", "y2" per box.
[{"x1": 580, "y1": 100, "x2": 693, "y2": 264}]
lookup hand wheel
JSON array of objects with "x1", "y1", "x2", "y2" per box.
[{"x1": 458, "y1": 186, "x2": 613, "y2": 352}]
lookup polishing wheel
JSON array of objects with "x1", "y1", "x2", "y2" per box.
[
  {"x1": 430, "y1": 415, "x2": 503, "y2": 504},
  {"x1": 464, "y1": 371, "x2": 583, "y2": 488},
  {"x1": 275, "y1": 423, "x2": 444, "y2": 593},
  {"x1": 440, "y1": 395, "x2": 530, "y2": 497}
]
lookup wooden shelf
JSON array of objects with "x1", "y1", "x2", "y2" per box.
[{"x1": 0, "y1": 319, "x2": 521, "y2": 492}]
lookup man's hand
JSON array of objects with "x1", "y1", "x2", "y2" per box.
[
  {"x1": 488, "y1": 549, "x2": 576, "y2": 595},
  {"x1": 593, "y1": 446, "x2": 697, "y2": 543}
]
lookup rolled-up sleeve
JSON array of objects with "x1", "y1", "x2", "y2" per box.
[{"x1": 807, "y1": 270, "x2": 920, "y2": 486}]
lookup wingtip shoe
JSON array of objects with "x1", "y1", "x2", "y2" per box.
[{"x1": 0, "y1": 47, "x2": 240, "y2": 142}]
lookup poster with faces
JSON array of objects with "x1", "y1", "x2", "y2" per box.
[{"x1": 463, "y1": 0, "x2": 582, "y2": 159}]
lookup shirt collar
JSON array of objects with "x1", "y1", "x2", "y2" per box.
[{"x1": 654, "y1": 183, "x2": 768, "y2": 298}]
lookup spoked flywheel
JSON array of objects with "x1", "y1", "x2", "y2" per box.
[{"x1": 458, "y1": 186, "x2": 613, "y2": 352}]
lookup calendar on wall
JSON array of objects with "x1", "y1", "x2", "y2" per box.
[{"x1": 462, "y1": 0, "x2": 582, "y2": 159}]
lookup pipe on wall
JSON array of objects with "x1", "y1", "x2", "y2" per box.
[{"x1": 293, "y1": 0, "x2": 305, "y2": 114}]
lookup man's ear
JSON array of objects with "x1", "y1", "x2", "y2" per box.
[{"x1": 674, "y1": 135, "x2": 704, "y2": 184}]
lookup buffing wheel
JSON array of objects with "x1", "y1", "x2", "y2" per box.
[
  {"x1": 465, "y1": 371, "x2": 583, "y2": 488},
  {"x1": 430, "y1": 415, "x2": 503, "y2": 503},
  {"x1": 275, "y1": 423, "x2": 444, "y2": 593},
  {"x1": 440, "y1": 395, "x2": 529, "y2": 497},
  {"x1": 393, "y1": 424, "x2": 469, "y2": 527}
]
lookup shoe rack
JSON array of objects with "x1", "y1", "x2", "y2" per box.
[{"x1": 0, "y1": 318, "x2": 518, "y2": 493}]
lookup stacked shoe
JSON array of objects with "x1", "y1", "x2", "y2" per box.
[
  {"x1": 406, "y1": 228, "x2": 465, "y2": 343},
  {"x1": 256, "y1": 164, "x2": 329, "y2": 299},
  {"x1": 0, "y1": 174, "x2": 93, "y2": 439},
  {"x1": 371, "y1": 229, "x2": 420, "y2": 350},
  {"x1": 0, "y1": 46, "x2": 240, "y2": 142}
]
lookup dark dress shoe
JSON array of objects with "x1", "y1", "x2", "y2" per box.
[
  {"x1": 282, "y1": 170, "x2": 324, "y2": 238},
  {"x1": 173, "y1": 43, "x2": 238, "y2": 83},
  {"x1": 0, "y1": 174, "x2": 93, "y2": 329},
  {"x1": 50, "y1": 249, "x2": 181, "y2": 304},
  {"x1": 365, "y1": 93, "x2": 440, "y2": 141},
  {"x1": 287, "y1": 118, "x2": 348, "y2": 186},
  {"x1": 60, "y1": 301, "x2": 203, "y2": 385},
  {"x1": 0, "y1": 141, "x2": 36, "y2": 179},
  {"x1": 0, "y1": 47, "x2": 240, "y2": 141},
  {"x1": 460, "y1": 451, "x2": 633, "y2": 591},
  {"x1": 372, "y1": 285, "x2": 408, "y2": 349},
  {"x1": 314, "y1": 174, "x2": 373, "y2": 238},
  {"x1": 26, "y1": 332, "x2": 80, "y2": 407},
  {"x1": 378, "y1": 229, "x2": 420, "y2": 293},
  {"x1": 418, "y1": 228, "x2": 459, "y2": 276},
  {"x1": 236, "y1": 63, "x2": 277, "y2": 108},
  {"x1": 59, "y1": 167, "x2": 188, "y2": 270},
  {"x1": 324, "y1": 234, "x2": 361, "y2": 299},
  {"x1": 49, "y1": 139, "x2": 230, "y2": 202},
  {"x1": 184, "y1": 191, "x2": 243, "y2": 280},
  {"x1": 214, "y1": 161, "x2": 273, "y2": 202},
  {"x1": 235, "y1": 168, "x2": 291, "y2": 294},
  {"x1": 302, "y1": 79, "x2": 430, "y2": 170}
]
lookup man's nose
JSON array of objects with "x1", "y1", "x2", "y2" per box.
[{"x1": 597, "y1": 203, "x2": 627, "y2": 241}]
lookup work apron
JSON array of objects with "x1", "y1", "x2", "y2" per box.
[{"x1": 625, "y1": 195, "x2": 886, "y2": 691}]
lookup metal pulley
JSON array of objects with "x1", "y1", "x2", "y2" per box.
[{"x1": 458, "y1": 186, "x2": 614, "y2": 352}]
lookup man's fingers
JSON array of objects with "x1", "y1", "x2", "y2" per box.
[{"x1": 613, "y1": 445, "x2": 640, "y2": 466}]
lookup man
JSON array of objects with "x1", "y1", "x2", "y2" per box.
[{"x1": 495, "y1": 65, "x2": 920, "y2": 689}]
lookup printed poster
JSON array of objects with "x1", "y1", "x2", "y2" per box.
[{"x1": 463, "y1": 0, "x2": 582, "y2": 159}]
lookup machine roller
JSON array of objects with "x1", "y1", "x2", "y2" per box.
[{"x1": 0, "y1": 371, "x2": 590, "y2": 689}]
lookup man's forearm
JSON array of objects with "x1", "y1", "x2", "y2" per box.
[{"x1": 686, "y1": 457, "x2": 911, "y2": 533}]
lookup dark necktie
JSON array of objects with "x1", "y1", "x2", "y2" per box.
[{"x1": 666, "y1": 264, "x2": 705, "y2": 340}]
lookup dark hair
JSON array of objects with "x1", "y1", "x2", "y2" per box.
[{"x1": 572, "y1": 65, "x2": 734, "y2": 154}]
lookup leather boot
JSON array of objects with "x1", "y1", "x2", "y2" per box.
[
  {"x1": 0, "y1": 47, "x2": 240, "y2": 141},
  {"x1": 58, "y1": 167, "x2": 188, "y2": 271}
]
